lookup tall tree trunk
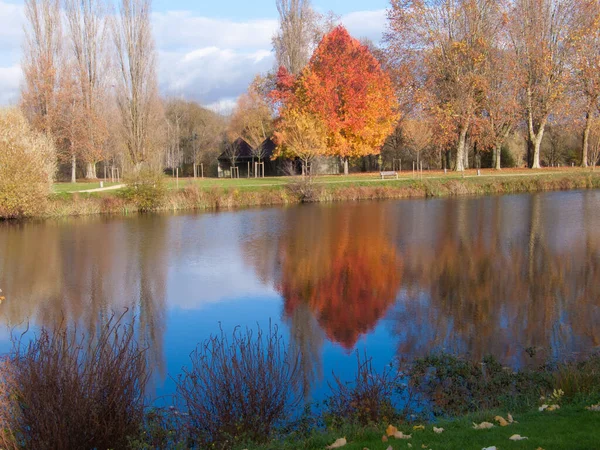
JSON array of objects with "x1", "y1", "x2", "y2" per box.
[
  {"x1": 582, "y1": 110, "x2": 592, "y2": 167},
  {"x1": 531, "y1": 134, "x2": 543, "y2": 169},
  {"x1": 85, "y1": 161, "x2": 97, "y2": 179},
  {"x1": 527, "y1": 106, "x2": 547, "y2": 169},
  {"x1": 342, "y1": 157, "x2": 349, "y2": 175},
  {"x1": 455, "y1": 124, "x2": 468, "y2": 171},
  {"x1": 495, "y1": 142, "x2": 502, "y2": 170},
  {"x1": 71, "y1": 153, "x2": 77, "y2": 183}
]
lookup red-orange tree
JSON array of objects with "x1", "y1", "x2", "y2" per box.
[{"x1": 274, "y1": 26, "x2": 399, "y2": 174}]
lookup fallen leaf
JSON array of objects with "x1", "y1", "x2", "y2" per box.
[
  {"x1": 482, "y1": 447, "x2": 497, "y2": 450},
  {"x1": 509, "y1": 434, "x2": 529, "y2": 441},
  {"x1": 508, "y1": 413, "x2": 515, "y2": 423},
  {"x1": 382, "y1": 435, "x2": 389, "y2": 442},
  {"x1": 494, "y1": 415, "x2": 509, "y2": 426},
  {"x1": 421, "y1": 445, "x2": 429, "y2": 449},
  {"x1": 326, "y1": 437, "x2": 347, "y2": 449},
  {"x1": 386, "y1": 425, "x2": 398, "y2": 437},
  {"x1": 362, "y1": 448, "x2": 369, "y2": 450},
  {"x1": 408, "y1": 444, "x2": 413, "y2": 448},
  {"x1": 539, "y1": 404, "x2": 560, "y2": 412},
  {"x1": 536, "y1": 448, "x2": 545, "y2": 450},
  {"x1": 586, "y1": 404, "x2": 600, "y2": 411},
  {"x1": 386, "y1": 447, "x2": 393, "y2": 450},
  {"x1": 433, "y1": 427, "x2": 444, "y2": 434},
  {"x1": 413, "y1": 425, "x2": 425, "y2": 431},
  {"x1": 473, "y1": 421, "x2": 495, "y2": 430},
  {"x1": 393, "y1": 431, "x2": 412, "y2": 440}
]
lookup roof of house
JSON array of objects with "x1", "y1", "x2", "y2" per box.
[{"x1": 217, "y1": 137, "x2": 276, "y2": 161}]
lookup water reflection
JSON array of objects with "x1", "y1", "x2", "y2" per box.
[
  {"x1": 0, "y1": 216, "x2": 169, "y2": 378},
  {"x1": 0, "y1": 191, "x2": 599, "y2": 399},
  {"x1": 393, "y1": 193, "x2": 600, "y2": 367}
]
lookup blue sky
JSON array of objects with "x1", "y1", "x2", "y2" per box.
[{"x1": 0, "y1": 0, "x2": 389, "y2": 109}]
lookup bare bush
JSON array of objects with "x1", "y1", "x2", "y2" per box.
[
  {"x1": 283, "y1": 162, "x2": 323, "y2": 202},
  {"x1": 0, "y1": 108, "x2": 55, "y2": 218},
  {"x1": 0, "y1": 314, "x2": 149, "y2": 449},
  {"x1": 326, "y1": 352, "x2": 404, "y2": 427},
  {"x1": 176, "y1": 324, "x2": 301, "y2": 447}
]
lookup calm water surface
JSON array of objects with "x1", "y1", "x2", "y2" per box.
[{"x1": 1, "y1": 190, "x2": 599, "y2": 402}]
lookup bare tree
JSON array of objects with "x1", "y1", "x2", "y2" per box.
[
  {"x1": 403, "y1": 117, "x2": 433, "y2": 169},
  {"x1": 230, "y1": 76, "x2": 273, "y2": 175},
  {"x1": 21, "y1": 0, "x2": 63, "y2": 136},
  {"x1": 223, "y1": 137, "x2": 241, "y2": 177},
  {"x1": 273, "y1": 0, "x2": 321, "y2": 75},
  {"x1": 64, "y1": 0, "x2": 111, "y2": 179},
  {"x1": 112, "y1": 0, "x2": 163, "y2": 171},
  {"x1": 508, "y1": 0, "x2": 577, "y2": 168}
]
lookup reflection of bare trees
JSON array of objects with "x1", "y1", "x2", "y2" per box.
[
  {"x1": 0, "y1": 216, "x2": 169, "y2": 380},
  {"x1": 392, "y1": 193, "x2": 600, "y2": 367}
]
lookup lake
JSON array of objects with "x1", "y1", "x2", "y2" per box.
[{"x1": 0, "y1": 190, "x2": 599, "y2": 403}]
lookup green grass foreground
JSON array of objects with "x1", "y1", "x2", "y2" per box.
[
  {"x1": 44, "y1": 169, "x2": 600, "y2": 218},
  {"x1": 249, "y1": 406, "x2": 600, "y2": 450}
]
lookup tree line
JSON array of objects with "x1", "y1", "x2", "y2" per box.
[
  {"x1": 19, "y1": 0, "x2": 227, "y2": 182},
  {"x1": 236, "y1": 0, "x2": 600, "y2": 172},
  {"x1": 17, "y1": 0, "x2": 600, "y2": 183}
]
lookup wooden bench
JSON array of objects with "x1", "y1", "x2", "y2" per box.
[{"x1": 380, "y1": 171, "x2": 398, "y2": 180}]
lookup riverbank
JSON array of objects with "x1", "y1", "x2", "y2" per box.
[
  {"x1": 44, "y1": 169, "x2": 600, "y2": 218},
  {"x1": 247, "y1": 405, "x2": 600, "y2": 450}
]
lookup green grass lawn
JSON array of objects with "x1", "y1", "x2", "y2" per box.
[
  {"x1": 255, "y1": 406, "x2": 600, "y2": 450},
  {"x1": 53, "y1": 168, "x2": 600, "y2": 194}
]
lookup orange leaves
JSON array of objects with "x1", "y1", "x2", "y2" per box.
[{"x1": 273, "y1": 26, "x2": 399, "y2": 161}]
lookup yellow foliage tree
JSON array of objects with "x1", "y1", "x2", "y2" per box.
[
  {"x1": 0, "y1": 108, "x2": 56, "y2": 218},
  {"x1": 274, "y1": 109, "x2": 328, "y2": 175}
]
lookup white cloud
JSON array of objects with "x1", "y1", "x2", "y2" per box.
[
  {"x1": 154, "y1": 8, "x2": 387, "y2": 109},
  {"x1": 0, "y1": 65, "x2": 22, "y2": 105},
  {"x1": 152, "y1": 11, "x2": 277, "y2": 109},
  {"x1": 152, "y1": 11, "x2": 278, "y2": 51},
  {"x1": 158, "y1": 47, "x2": 274, "y2": 107},
  {"x1": 341, "y1": 9, "x2": 387, "y2": 43},
  {"x1": 0, "y1": 4, "x2": 387, "y2": 108},
  {"x1": 0, "y1": 1, "x2": 24, "y2": 51}
]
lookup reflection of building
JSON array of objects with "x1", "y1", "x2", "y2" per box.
[{"x1": 217, "y1": 137, "x2": 340, "y2": 177}]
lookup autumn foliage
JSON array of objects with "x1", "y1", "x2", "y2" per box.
[
  {"x1": 0, "y1": 108, "x2": 55, "y2": 218},
  {"x1": 273, "y1": 26, "x2": 399, "y2": 173}
]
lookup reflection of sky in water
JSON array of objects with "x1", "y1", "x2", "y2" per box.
[{"x1": 1, "y1": 190, "x2": 600, "y2": 405}]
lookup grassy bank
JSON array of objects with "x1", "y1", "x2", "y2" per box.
[
  {"x1": 44, "y1": 169, "x2": 600, "y2": 218},
  {"x1": 250, "y1": 405, "x2": 600, "y2": 450},
  {"x1": 3, "y1": 316, "x2": 600, "y2": 449}
]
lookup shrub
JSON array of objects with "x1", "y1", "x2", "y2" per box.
[
  {"x1": 122, "y1": 167, "x2": 167, "y2": 211},
  {"x1": 0, "y1": 315, "x2": 149, "y2": 449},
  {"x1": 286, "y1": 176, "x2": 323, "y2": 202},
  {"x1": 0, "y1": 108, "x2": 56, "y2": 218},
  {"x1": 409, "y1": 353, "x2": 551, "y2": 416},
  {"x1": 553, "y1": 354, "x2": 600, "y2": 400},
  {"x1": 325, "y1": 352, "x2": 404, "y2": 427},
  {"x1": 176, "y1": 324, "x2": 301, "y2": 447}
]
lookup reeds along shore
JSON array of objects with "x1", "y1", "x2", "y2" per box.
[{"x1": 41, "y1": 172, "x2": 600, "y2": 219}]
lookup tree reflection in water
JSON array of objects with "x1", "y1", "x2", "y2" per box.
[
  {"x1": 0, "y1": 216, "x2": 169, "y2": 381},
  {"x1": 1, "y1": 191, "x2": 599, "y2": 399}
]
